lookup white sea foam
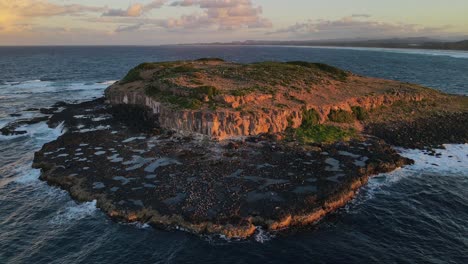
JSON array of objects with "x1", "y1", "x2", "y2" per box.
[
  {"x1": 397, "y1": 144, "x2": 468, "y2": 174},
  {"x1": 128, "y1": 222, "x2": 151, "y2": 229},
  {"x1": 6, "y1": 122, "x2": 65, "y2": 185},
  {"x1": 0, "y1": 80, "x2": 107, "y2": 100},
  {"x1": 0, "y1": 121, "x2": 64, "y2": 143},
  {"x1": 254, "y1": 227, "x2": 275, "y2": 243},
  {"x1": 78, "y1": 125, "x2": 111, "y2": 133},
  {"x1": 99, "y1": 80, "x2": 119, "y2": 85},
  {"x1": 353, "y1": 144, "x2": 468, "y2": 204},
  {"x1": 49, "y1": 200, "x2": 97, "y2": 225},
  {"x1": 14, "y1": 168, "x2": 41, "y2": 184},
  {"x1": 122, "y1": 136, "x2": 146, "y2": 143},
  {"x1": 91, "y1": 116, "x2": 111, "y2": 122},
  {"x1": 31, "y1": 122, "x2": 65, "y2": 143}
]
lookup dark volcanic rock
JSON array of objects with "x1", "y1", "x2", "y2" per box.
[
  {"x1": 40, "y1": 107, "x2": 59, "y2": 115},
  {"x1": 52, "y1": 101, "x2": 69, "y2": 108},
  {"x1": 32, "y1": 98, "x2": 414, "y2": 238},
  {"x1": 1, "y1": 116, "x2": 49, "y2": 136},
  {"x1": 366, "y1": 112, "x2": 468, "y2": 149}
]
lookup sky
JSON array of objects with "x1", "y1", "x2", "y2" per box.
[{"x1": 0, "y1": 0, "x2": 467, "y2": 45}]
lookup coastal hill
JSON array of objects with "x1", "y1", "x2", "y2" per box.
[{"x1": 106, "y1": 58, "x2": 466, "y2": 143}]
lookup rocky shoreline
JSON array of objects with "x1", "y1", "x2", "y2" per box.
[{"x1": 0, "y1": 94, "x2": 462, "y2": 238}]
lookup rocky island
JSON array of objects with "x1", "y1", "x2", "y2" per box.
[{"x1": 23, "y1": 59, "x2": 467, "y2": 239}]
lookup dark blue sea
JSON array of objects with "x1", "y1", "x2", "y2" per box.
[{"x1": 0, "y1": 46, "x2": 467, "y2": 264}]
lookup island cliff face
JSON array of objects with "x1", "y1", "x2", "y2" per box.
[{"x1": 105, "y1": 59, "x2": 430, "y2": 140}]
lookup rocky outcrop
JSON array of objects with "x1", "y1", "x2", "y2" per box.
[
  {"x1": 105, "y1": 87, "x2": 425, "y2": 140},
  {"x1": 103, "y1": 60, "x2": 440, "y2": 140}
]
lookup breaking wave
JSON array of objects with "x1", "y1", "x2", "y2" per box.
[{"x1": 50, "y1": 200, "x2": 98, "y2": 225}]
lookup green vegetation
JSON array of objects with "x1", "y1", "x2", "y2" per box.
[
  {"x1": 328, "y1": 109, "x2": 355, "y2": 123},
  {"x1": 295, "y1": 125, "x2": 356, "y2": 144},
  {"x1": 145, "y1": 85, "x2": 203, "y2": 110},
  {"x1": 213, "y1": 61, "x2": 320, "y2": 87},
  {"x1": 195, "y1": 58, "x2": 225, "y2": 62},
  {"x1": 285, "y1": 61, "x2": 316, "y2": 68},
  {"x1": 231, "y1": 85, "x2": 276, "y2": 96},
  {"x1": 286, "y1": 61, "x2": 349, "y2": 81},
  {"x1": 171, "y1": 65, "x2": 196, "y2": 74},
  {"x1": 290, "y1": 108, "x2": 356, "y2": 143},
  {"x1": 301, "y1": 108, "x2": 321, "y2": 128},
  {"x1": 144, "y1": 84, "x2": 219, "y2": 109},
  {"x1": 134, "y1": 62, "x2": 161, "y2": 71},
  {"x1": 122, "y1": 61, "x2": 204, "y2": 84},
  {"x1": 311, "y1": 63, "x2": 349, "y2": 81},
  {"x1": 194, "y1": 85, "x2": 218, "y2": 98},
  {"x1": 351, "y1": 106, "x2": 369, "y2": 121},
  {"x1": 121, "y1": 62, "x2": 181, "y2": 84},
  {"x1": 121, "y1": 68, "x2": 143, "y2": 84},
  {"x1": 154, "y1": 64, "x2": 198, "y2": 78}
]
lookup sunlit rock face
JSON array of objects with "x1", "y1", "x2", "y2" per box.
[{"x1": 105, "y1": 59, "x2": 428, "y2": 140}]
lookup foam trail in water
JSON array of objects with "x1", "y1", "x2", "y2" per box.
[
  {"x1": 99, "y1": 80, "x2": 119, "y2": 85},
  {"x1": 7, "y1": 122, "x2": 65, "y2": 184},
  {"x1": 397, "y1": 144, "x2": 468, "y2": 174},
  {"x1": 0, "y1": 121, "x2": 64, "y2": 143},
  {"x1": 254, "y1": 227, "x2": 275, "y2": 243},
  {"x1": 32, "y1": 121, "x2": 65, "y2": 143},
  {"x1": 50, "y1": 200, "x2": 97, "y2": 225},
  {"x1": 128, "y1": 222, "x2": 152, "y2": 229},
  {"x1": 13, "y1": 168, "x2": 41, "y2": 184},
  {"x1": 0, "y1": 80, "x2": 107, "y2": 102}
]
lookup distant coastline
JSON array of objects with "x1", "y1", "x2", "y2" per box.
[{"x1": 178, "y1": 38, "x2": 468, "y2": 51}]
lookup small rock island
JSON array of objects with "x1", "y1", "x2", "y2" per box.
[{"x1": 30, "y1": 59, "x2": 467, "y2": 238}]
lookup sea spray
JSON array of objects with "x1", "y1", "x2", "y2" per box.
[
  {"x1": 49, "y1": 200, "x2": 98, "y2": 225},
  {"x1": 348, "y1": 144, "x2": 468, "y2": 210}
]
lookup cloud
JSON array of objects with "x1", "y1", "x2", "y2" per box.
[
  {"x1": 102, "y1": 0, "x2": 167, "y2": 17},
  {"x1": 116, "y1": 23, "x2": 145, "y2": 32},
  {"x1": 352, "y1": 14, "x2": 372, "y2": 18},
  {"x1": 167, "y1": 0, "x2": 272, "y2": 30},
  {"x1": 267, "y1": 16, "x2": 453, "y2": 39},
  {"x1": 96, "y1": 0, "x2": 271, "y2": 33},
  {"x1": 103, "y1": 4, "x2": 144, "y2": 17},
  {"x1": 145, "y1": 0, "x2": 168, "y2": 9},
  {"x1": 0, "y1": 0, "x2": 106, "y2": 33},
  {"x1": 0, "y1": 0, "x2": 104, "y2": 18}
]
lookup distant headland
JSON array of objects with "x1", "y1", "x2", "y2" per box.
[{"x1": 178, "y1": 38, "x2": 468, "y2": 51}]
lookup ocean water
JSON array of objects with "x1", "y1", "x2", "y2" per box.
[{"x1": 0, "y1": 46, "x2": 467, "y2": 263}]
